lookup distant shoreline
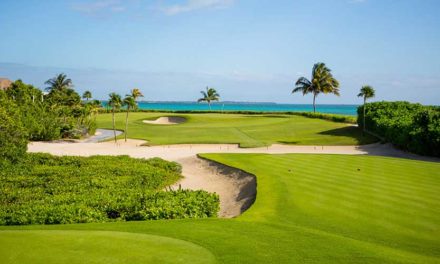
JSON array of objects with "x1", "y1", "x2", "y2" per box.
[{"x1": 101, "y1": 101, "x2": 359, "y2": 116}]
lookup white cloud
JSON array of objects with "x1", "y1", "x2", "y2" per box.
[
  {"x1": 161, "y1": 0, "x2": 235, "y2": 15},
  {"x1": 71, "y1": 0, "x2": 125, "y2": 15}
]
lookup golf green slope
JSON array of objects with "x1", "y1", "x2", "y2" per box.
[
  {"x1": 0, "y1": 230, "x2": 215, "y2": 264},
  {"x1": 96, "y1": 113, "x2": 376, "y2": 147},
  {"x1": 1, "y1": 154, "x2": 438, "y2": 263}
]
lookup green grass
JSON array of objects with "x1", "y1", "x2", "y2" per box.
[
  {"x1": 96, "y1": 113, "x2": 377, "y2": 147},
  {"x1": 1, "y1": 154, "x2": 439, "y2": 263}
]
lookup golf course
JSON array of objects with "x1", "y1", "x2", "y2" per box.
[
  {"x1": 1, "y1": 152, "x2": 439, "y2": 263},
  {"x1": 96, "y1": 112, "x2": 376, "y2": 146},
  {"x1": 1, "y1": 112, "x2": 438, "y2": 263},
  {"x1": 2, "y1": 1, "x2": 440, "y2": 262}
]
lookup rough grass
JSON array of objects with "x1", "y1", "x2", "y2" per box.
[
  {"x1": 0, "y1": 154, "x2": 219, "y2": 225},
  {"x1": 96, "y1": 113, "x2": 377, "y2": 147},
  {"x1": 1, "y1": 154, "x2": 439, "y2": 263}
]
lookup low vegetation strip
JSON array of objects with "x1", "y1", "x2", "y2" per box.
[
  {"x1": 358, "y1": 101, "x2": 440, "y2": 156},
  {"x1": 0, "y1": 154, "x2": 219, "y2": 225}
]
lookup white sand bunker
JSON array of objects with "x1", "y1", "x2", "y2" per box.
[{"x1": 143, "y1": 116, "x2": 186, "y2": 125}]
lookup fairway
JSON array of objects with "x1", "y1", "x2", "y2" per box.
[
  {"x1": 96, "y1": 113, "x2": 376, "y2": 147},
  {"x1": 2, "y1": 154, "x2": 439, "y2": 263}
]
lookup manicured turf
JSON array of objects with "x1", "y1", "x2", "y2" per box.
[
  {"x1": 0, "y1": 230, "x2": 216, "y2": 264},
  {"x1": 96, "y1": 113, "x2": 377, "y2": 147},
  {"x1": 1, "y1": 154, "x2": 439, "y2": 263}
]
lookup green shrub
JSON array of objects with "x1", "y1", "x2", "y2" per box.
[
  {"x1": 0, "y1": 154, "x2": 219, "y2": 225},
  {"x1": 0, "y1": 92, "x2": 28, "y2": 164},
  {"x1": 358, "y1": 101, "x2": 440, "y2": 156}
]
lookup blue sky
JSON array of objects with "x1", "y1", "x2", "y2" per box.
[{"x1": 0, "y1": 0, "x2": 439, "y2": 104}]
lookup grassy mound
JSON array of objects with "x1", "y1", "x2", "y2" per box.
[
  {"x1": 1, "y1": 154, "x2": 438, "y2": 263},
  {"x1": 0, "y1": 154, "x2": 219, "y2": 225},
  {"x1": 97, "y1": 113, "x2": 377, "y2": 147},
  {"x1": 0, "y1": 230, "x2": 216, "y2": 264}
]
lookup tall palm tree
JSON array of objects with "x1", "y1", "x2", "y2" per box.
[
  {"x1": 358, "y1": 85, "x2": 375, "y2": 134},
  {"x1": 45, "y1": 73, "x2": 73, "y2": 92},
  {"x1": 123, "y1": 95, "x2": 136, "y2": 142},
  {"x1": 129, "y1": 88, "x2": 144, "y2": 110},
  {"x1": 198, "y1": 87, "x2": 220, "y2": 110},
  {"x1": 82, "y1": 90, "x2": 92, "y2": 101},
  {"x1": 292, "y1": 63, "x2": 340, "y2": 113},
  {"x1": 108, "y1": 93, "x2": 122, "y2": 143}
]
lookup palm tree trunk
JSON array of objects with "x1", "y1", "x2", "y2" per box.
[
  {"x1": 313, "y1": 94, "x2": 316, "y2": 113},
  {"x1": 363, "y1": 97, "x2": 366, "y2": 135},
  {"x1": 112, "y1": 108, "x2": 117, "y2": 143},
  {"x1": 125, "y1": 107, "x2": 129, "y2": 142},
  {"x1": 208, "y1": 102, "x2": 211, "y2": 111}
]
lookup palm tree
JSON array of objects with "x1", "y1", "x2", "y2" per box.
[
  {"x1": 82, "y1": 90, "x2": 92, "y2": 101},
  {"x1": 45, "y1": 73, "x2": 73, "y2": 92},
  {"x1": 198, "y1": 87, "x2": 220, "y2": 110},
  {"x1": 358, "y1": 85, "x2": 375, "y2": 134},
  {"x1": 129, "y1": 88, "x2": 144, "y2": 110},
  {"x1": 123, "y1": 95, "x2": 136, "y2": 142},
  {"x1": 108, "y1": 93, "x2": 122, "y2": 143},
  {"x1": 292, "y1": 63, "x2": 340, "y2": 113}
]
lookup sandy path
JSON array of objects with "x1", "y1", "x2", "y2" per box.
[{"x1": 27, "y1": 139, "x2": 439, "y2": 217}]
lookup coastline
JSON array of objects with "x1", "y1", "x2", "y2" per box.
[{"x1": 101, "y1": 101, "x2": 359, "y2": 116}]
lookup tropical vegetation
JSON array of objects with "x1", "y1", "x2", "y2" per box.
[
  {"x1": 129, "y1": 88, "x2": 144, "y2": 107},
  {"x1": 293, "y1": 62, "x2": 340, "y2": 112},
  {"x1": 0, "y1": 76, "x2": 100, "y2": 165},
  {"x1": 108, "y1": 92, "x2": 122, "y2": 142},
  {"x1": 82, "y1": 90, "x2": 92, "y2": 101},
  {"x1": 198, "y1": 87, "x2": 220, "y2": 110},
  {"x1": 0, "y1": 153, "x2": 219, "y2": 225},
  {"x1": 358, "y1": 85, "x2": 375, "y2": 134},
  {"x1": 123, "y1": 95, "x2": 136, "y2": 142},
  {"x1": 358, "y1": 101, "x2": 440, "y2": 156}
]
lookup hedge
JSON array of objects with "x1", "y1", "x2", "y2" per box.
[
  {"x1": 0, "y1": 154, "x2": 220, "y2": 225},
  {"x1": 358, "y1": 101, "x2": 440, "y2": 156}
]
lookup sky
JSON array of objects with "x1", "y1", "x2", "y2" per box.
[{"x1": 0, "y1": 0, "x2": 439, "y2": 104}]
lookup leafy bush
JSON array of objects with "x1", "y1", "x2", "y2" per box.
[
  {"x1": 0, "y1": 154, "x2": 219, "y2": 225},
  {"x1": 358, "y1": 101, "x2": 440, "y2": 156},
  {"x1": 0, "y1": 92, "x2": 28, "y2": 164},
  {"x1": 4, "y1": 79, "x2": 97, "y2": 141}
]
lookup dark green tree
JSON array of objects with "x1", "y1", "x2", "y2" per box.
[
  {"x1": 123, "y1": 95, "x2": 136, "y2": 142},
  {"x1": 198, "y1": 87, "x2": 220, "y2": 110},
  {"x1": 108, "y1": 93, "x2": 122, "y2": 143},
  {"x1": 292, "y1": 63, "x2": 340, "y2": 113},
  {"x1": 357, "y1": 85, "x2": 375, "y2": 134}
]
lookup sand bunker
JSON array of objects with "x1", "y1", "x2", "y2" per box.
[
  {"x1": 143, "y1": 116, "x2": 186, "y2": 125},
  {"x1": 174, "y1": 156, "x2": 256, "y2": 218}
]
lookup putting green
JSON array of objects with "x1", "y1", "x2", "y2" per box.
[
  {"x1": 0, "y1": 230, "x2": 216, "y2": 264},
  {"x1": 96, "y1": 113, "x2": 377, "y2": 147}
]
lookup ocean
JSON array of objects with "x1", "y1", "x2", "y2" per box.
[{"x1": 126, "y1": 102, "x2": 359, "y2": 116}]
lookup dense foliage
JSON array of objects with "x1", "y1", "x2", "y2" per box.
[
  {"x1": 358, "y1": 101, "x2": 440, "y2": 156},
  {"x1": 0, "y1": 154, "x2": 219, "y2": 225},
  {"x1": 2, "y1": 78, "x2": 99, "y2": 141},
  {"x1": 0, "y1": 93, "x2": 28, "y2": 164}
]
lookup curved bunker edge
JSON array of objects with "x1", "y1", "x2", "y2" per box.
[{"x1": 196, "y1": 155, "x2": 257, "y2": 218}]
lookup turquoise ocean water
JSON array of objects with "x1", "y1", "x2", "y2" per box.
[{"x1": 129, "y1": 102, "x2": 359, "y2": 116}]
